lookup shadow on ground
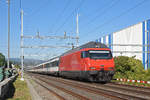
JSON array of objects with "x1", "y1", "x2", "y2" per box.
[{"x1": 2, "y1": 82, "x2": 16, "y2": 100}]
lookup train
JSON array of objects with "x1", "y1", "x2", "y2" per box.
[{"x1": 29, "y1": 41, "x2": 115, "y2": 82}]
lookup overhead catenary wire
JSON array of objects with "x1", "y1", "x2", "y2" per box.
[
  {"x1": 80, "y1": 0, "x2": 148, "y2": 43},
  {"x1": 20, "y1": 0, "x2": 22, "y2": 9},
  {"x1": 29, "y1": 36, "x2": 43, "y2": 58},
  {"x1": 81, "y1": 0, "x2": 119, "y2": 27},
  {"x1": 87, "y1": 0, "x2": 148, "y2": 34},
  {"x1": 21, "y1": 0, "x2": 84, "y2": 61},
  {"x1": 50, "y1": 0, "x2": 71, "y2": 33},
  {"x1": 55, "y1": 0, "x2": 85, "y2": 33},
  {"x1": 26, "y1": 0, "x2": 51, "y2": 19},
  {"x1": 79, "y1": 0, "x2": 114, "y2": 22},
  {"x1": 0, "y1": 0, "x2": 6, "y2": 5}
]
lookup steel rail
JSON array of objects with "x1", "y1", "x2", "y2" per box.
[
  {"x1": 36, "y1": 76, "x2": 90, "y2": 100},
  {"x1": 33, "y1": 79, "x2": 65, "y2": 100},
  {"x1": 42, "y1": 76, "x2": 125, "y2": 100},
  {"x1": 43, "y1": 75, "x2": 147, "y2": 100},
  {"x1": 107, "y1": 82, "x2": 150, "y2": 92},
  {"x1": 29, "y1": 73, "x2": 147, "y2": 100}
]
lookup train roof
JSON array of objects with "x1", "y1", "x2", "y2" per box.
[
  {"x1": 61, "y1": 41, "x2": 108, "y2": 56},
  {"x1": 35, "y1": 57, "x2": 59, "y2": 67},
  {"x1": 78, "y1": 41, "x2": 108, "y2": 49}
]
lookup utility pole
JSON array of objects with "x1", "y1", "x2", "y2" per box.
[
  {"x1": 76, "y1": 13, "x2": 79, "y2": 47},
  {"x1": 7, "y1": 0, "x2": 10, "y2": 68},
  {"x1": 20, "y1": 9, "x2": 24, "y2": 81},
  {"x1": 148, "y1": 31, "x2": 149, "y2": 69}
]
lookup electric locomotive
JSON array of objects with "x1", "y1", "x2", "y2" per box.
[
  {"x1": 30, "y1": 41, "x2": 115, "y2": 83},
  {"x1": 59, "y1": 41, "x2": 115, "y2": 82}
]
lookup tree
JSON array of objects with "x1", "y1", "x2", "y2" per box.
[
  {"x1": 0, "y1": 53, "x2": 6, "y2": 67},
  {"x1": 4, "y1": 61, "x2": 13, "y2": 68},
  {"x1": 14, "y1": 65, "x2": 20, "y2": 69}
]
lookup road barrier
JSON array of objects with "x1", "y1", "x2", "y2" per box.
[{"x1": 0, "y1": 74, "x2": 18, "y2": 98}]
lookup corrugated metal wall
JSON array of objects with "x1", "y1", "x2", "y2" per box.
[{"x1": 96, "y1": 19, "x2": 150, "y2": 70}]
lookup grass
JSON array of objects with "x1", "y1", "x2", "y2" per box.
[{"x1": 6, "y1": 76, "x2": 32, "y2": 100}]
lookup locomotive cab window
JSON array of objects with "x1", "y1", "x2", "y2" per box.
[
  {"x1": 81, "y1": 51, "x2": 89, "y2": 58},
  {"x1": 89, "y1": 50, "x2": 112, "y2": 59}
]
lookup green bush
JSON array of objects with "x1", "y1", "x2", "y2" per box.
[
  {"x1": 144, "y1": 69, "x2": 150, "y2": 81},
  {"x1": 4, "y1": 68, "x2": 12, "y2": 78},
  {"x1": 0, "y1": 53, "x2": 5, "y2": 67},
  {"x1": 113, "y1": 56, "x2": 149, "y2": 81},
  {"x1": 14, "y1": 65, "x2": 20, "y2": 69}
]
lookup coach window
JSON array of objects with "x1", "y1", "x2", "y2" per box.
[{"x1": 56, "y1": 61, "x2": 59, "y2": 66}]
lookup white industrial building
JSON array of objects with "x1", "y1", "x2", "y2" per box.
[{"x1": 96, "y1": 19, "x2": 150, "y2": 70}]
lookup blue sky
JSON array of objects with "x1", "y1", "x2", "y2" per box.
[{"x1": 0, "y1": 0, "x2": 150, "y2": 60}]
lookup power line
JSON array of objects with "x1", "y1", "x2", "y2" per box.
[
  {"x1": 26, "y1": 0, "x2": 51, "y2": 18},
  {"x1": 55, "y1": 0, "x2": 85, "y2": 33},
  {"x1": 81, "y1": 0, "x2": 119, "y2": 27},
  {"x1": 87, "y1": 0, "x2": 148, "y2": 34},
  {"x1": 50, "y1": 0, "x2": 71, "y2": 32},
  {"x1": 20, "y1": 0, "x2": 22, "y2": 9},
  {"x1": 80, "y1": 0, "x2": 148, "y2": 42},
  {"x1": 80, "y1": 0, "x2": 116, "y2": 22},
  {"x1": 23, "y1": 0, "x2": 52, "y2": 36},
  {"x1": 0, "y1": 0, "x2": 6, "y2": 5}
]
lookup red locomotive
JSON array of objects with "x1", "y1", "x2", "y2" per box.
[
  {"x1": 59, "y1": 41, "x2": 115, "y2": 82},
  {"x1": 30, "y1": 41, "x2": 115, "y2": 83}
]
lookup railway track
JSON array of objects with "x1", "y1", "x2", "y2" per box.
[
  {"x1": 106, "y1": 82, "x2": 150, "y2": 92},
  {"x1": 58, "y1": 77, "x2": 150, "y2": 99},
  {"x1": 33, "y1": 79, "x2": 65, "y2": 100},
  {"x1": 30, "y1": 74, "x2": 91, "y2": 100},
  {"x1": 29, "y1": 73, "x2": 121, "y2": 100},
  {"x1": 29, "y1": 73, "x2": 150, "y2": 100},
  {"x1": 42, "y1": 75, "x2": 148, "y2": 100},
  {"x1": 37, "y1": 76, "x2": 122, "y2": 100},
  {"x1": 93, "y1": 83, "x2": 150, "y2": 99}
]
